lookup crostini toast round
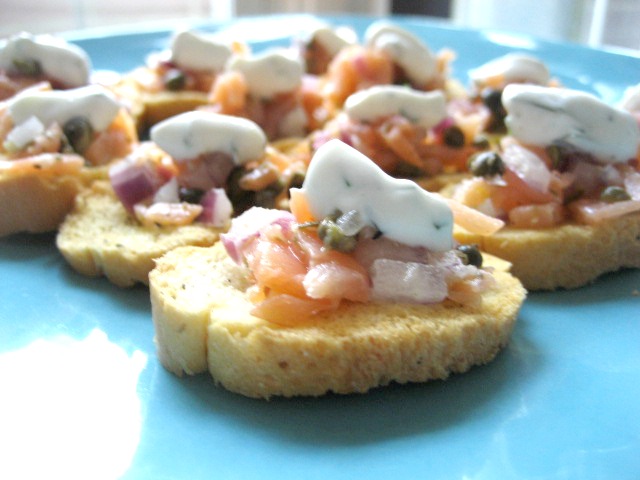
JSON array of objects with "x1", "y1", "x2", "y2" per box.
[{"x1": 150, "y1": 242, "x2": 526, "y2": 398}]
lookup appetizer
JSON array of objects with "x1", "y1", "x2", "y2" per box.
[
  {"x1": 0, "y1": 32, "x2": 90, "y2": 101},
  {"x1": 449, "y1": 84, "x2": 640, "y2": 289},
  {"x1": 0, "y1": 85, "x2": 136, "y2": 236},
  {"x1": 56, "y1": 110, "x2": 304, "y2": 286},
  {"x1": 149, "y1": 139, "x2": 526, "y2": 398},
  {"x1": 114, "y1": 30, "x2": 247, "y2": 133}
]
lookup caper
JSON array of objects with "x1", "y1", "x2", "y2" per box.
[
  {"x1": 481, "y1": 89, "x2": 504, "y2": 117},
  {"x1": 12, "y1": 57, "x2": 42, "y2": 76},
  {"x1": 164, "y1": 69, "x2": 186, "y2": 91},
  {"x1": 63, "y1": 116, "x2": 93, "y2": 154},
  {"x1": 600, "y1": 186, "x2": 631, "y2": 203},
  {"x1": 225, "y1": 166, "x2": 255, "y2": 214},
  {"x1": 480, "y1": 89, "x2": 507, "y2": 132},
  {"x1": 546, "y1": 144, "x2": 575, "y2": 171},
  {"x1": 472, "y1": 134, "x2": 491, "y2": 150},
  {"x1": 443, "y1": 125, "x2": 465, "y2": 148},
  {"x1": 254, "y1": 183, "x2": 282, "y2": 209},
  {"x1": 456, "y1": 244, "x2": 483, "y2": 268},
  {"x1": 317, "y1": 216, "x2": 357, "y2": 252},
  {"x1": 179, "y1": 187, "x2": 205, "y2": 204},
  {"x1": 393, "y1": 161, "x2": 424, "y2": 178},
  {"x1": 546, "y1": 144, "x2": 563, "y2": 170},
  {"x1": 287, "y1": 171, "x2": 305, "y2": 192},
  {"x1": 468, "y1": 151, "x2": 505, "y2": 177}
]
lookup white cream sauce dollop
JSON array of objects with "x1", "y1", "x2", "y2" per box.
[
  {"x1": 150, "y1": 110, "x2": 266, "y2": 162},
  {"x1": 469, "y1": 53, "x2": 550, "y2": 89},
  {"x1": 502, "y1": 84, "x2": 640, "y2": 164},
  {"x1": 364, "y1": 22, "x2": 438, "y2": 87},
  {"x1": 300, "y1": 139, "x2": 454, "y2": 251},
  {"x1": 619, "y1": 83, "x2": 640, "y2": 114},
  {"x1": 308, "y1": 25, "x2": 357, "y2": 56},
  {"x1": 226, "y1": 50, "x2": 303, "y2": 99},
  {"x1": 8, "y1": 85, "x2": 120, "y2": 132},
  {"x1": 0, "y1": 32, "x2": 90, "y2": 88},
  {"x1": 344, "y1": 85, "x2": 446, "y2": 128},
  {"x1": 169, "y1": 30, "x2": 233, "y2": 72}
]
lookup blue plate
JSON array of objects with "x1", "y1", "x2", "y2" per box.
[{"x1": 1, "y1": 15, "x2": 639, "y2": 480}]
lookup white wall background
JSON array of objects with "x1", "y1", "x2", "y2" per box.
[{"x1": 1, "y1": 0, "x2": 638, "y2": 51}]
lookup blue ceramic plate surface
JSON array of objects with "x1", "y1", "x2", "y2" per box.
[{"x1": 1, "y1": 14, "x2": 639, "y2": 480}]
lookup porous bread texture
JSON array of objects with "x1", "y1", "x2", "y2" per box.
[
  {"x1": 149, "y1": 242, "x2": 526, "y2": 399},
  {"x1": 56, "y1": 180, "x2": 223, "y2": 287},
  {"x1": 453, "y1": 212, "x2": 640, "y2": 291}
]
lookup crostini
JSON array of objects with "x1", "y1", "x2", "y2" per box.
[
  {"x1": 149, "y1": 139, "x2": 526, "y2": 398},
  {"x1": 0, "y1": 84, "x2": 137, "y2": 236},
  {"x1": 57, "y1": 110, "x2": 305, "y2": 286},
  {"x1": 448, "y1": 84, "x2": 640, "y2": 289}
]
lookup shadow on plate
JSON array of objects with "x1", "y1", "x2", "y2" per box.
[
  {"x1": 58, "y1": 261, "x2": 153, "y2": 316},
  {"x1": 0, "y1": 232, "x2": 58, "y2": 262},
  {"x1": 528, "y1": 268, "x2": 640, "y2": 306},
  {"x1": 152, "y1": 314, "x2": 541, "y2": 447}
]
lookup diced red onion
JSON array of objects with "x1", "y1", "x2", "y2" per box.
[
  {"x1": 198, "y1": 188, "x2": 232, "y2": 227},
  {"x1": 353, "y1": 237, "x2": 430, "y2": 271},
  {"x1": 221, "y1": 207, "x2": 295, "y2": 264},
  {"x1": 501, "y1": 142, "x2": 551, "y2": 193},
  {"x1": 336, "y1": 209, "x2": 365, "y2": 236},
  {"x1": 567, "y1": 160, "x2": 606, "y2": 196},
  {"x1": 109, "y1": 160, "x2": 164, "y2": 211},
  {"x1": 153, "y1": 177, "x2": 180, "y2": 204},
  {"x1": 176, "y1": 151, "x2": 235, "y2": 191},
  {"x1": 370, "y1": 259, "x2": 448, "y2": 304}
]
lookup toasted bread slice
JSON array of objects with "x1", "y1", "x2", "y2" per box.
[
  {"x1": 109, "y1": 76, "x2": 209, "y2": 135},
  {"x1": 140, "y1": 91, "x2": 209, "y2": 133},
  {"x1": 56, "y1": 180, "x2": 223, "y2": 287},
  {"x1": 0, "y1": 154, "x2": 96, "y2": 237},
  {"x1": 149, "y1": 242, "x2": 526, "y2": 399},
  {"x1": 452, "y1": 212, "x2": 640, "y2": 290}
]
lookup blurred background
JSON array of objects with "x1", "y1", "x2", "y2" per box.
[{"x1": 1, "y1": 0, "x2": 639, "y2": 52}]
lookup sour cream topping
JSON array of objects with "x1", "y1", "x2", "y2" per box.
[
  {"x1": 469, "y1": 53, "x2": 550, "y2": 88},
  {"x1": 8, "y1": 85, "x2": 120, "y2": 132},
  {"x1": 345, "y1": 85, "x2": 446, "y2": 128},
  {"x1": 150, "y1": 111, "x2": 266, "y2": 162},
  {"x1": 226, "y1": 50, "x2": 303, "y2": 99},
  {"x1": 0, "y1": 32, "x2": 90, "y2": 87},
  {"x1": 503, "y1": 84, "x2": 640, "y2": 164},
  {"x1": 301, "y1": 139, "x2": 454, "y2": 251},
  {"x1": 170, "y1": 30, "x2": 233, "y2": 72},
  {"x1": 309, "y1": 25, "x2": 357, "y2": 56},
  {"x1": 619, "y1": 83, "x2": 640, "y2": 113},
  {"x1": 364, "y1": 22, "x2": 438, "y2": 86}
]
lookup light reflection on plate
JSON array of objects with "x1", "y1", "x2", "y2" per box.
[{"x1": 0, "y1": 330, "x2": 147, "y2": 479}]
